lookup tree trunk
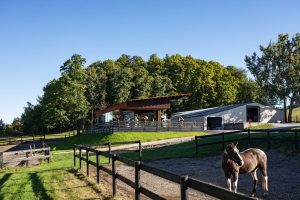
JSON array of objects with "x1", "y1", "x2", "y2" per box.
[
  {"x1": 288, "y1": 97, "x2": 295, "y2": 123},
  {"x1": 283, "y1": 98, "x2": 287, "y2": 123}
]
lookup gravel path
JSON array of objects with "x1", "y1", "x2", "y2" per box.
[{"x1": 92, "y1": 150, "x2": 300, "y2": 200}]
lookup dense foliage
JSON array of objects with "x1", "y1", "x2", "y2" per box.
[
  {"x1": 17, "y1": 54, "x2": 260, "y2": 134},
  {"x1": 245, "y1": 34, "x2": 300, "y2": 122}
]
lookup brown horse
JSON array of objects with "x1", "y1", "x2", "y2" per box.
[{"x1": 222, "y1": 142, "x2": 268, "y2": 197}]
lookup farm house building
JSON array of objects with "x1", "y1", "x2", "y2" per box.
[{"x1": 171, "y1": 103, "x2": 285, "y2": 130}]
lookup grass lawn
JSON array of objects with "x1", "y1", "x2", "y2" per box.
[
  {"x1": 0, "y1": 153, "x2": 120, "y2": 200},
  {"x1": 51, "y1": 131, "x2": 206, "y2": 151},
  {"x1": 122, "y1": 130, "x2": 299, "y2": 161},
  {"x1": 246, "y1": 123, "x2": 274, "y2": 130}
]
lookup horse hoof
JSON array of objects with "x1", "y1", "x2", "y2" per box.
[{"x1": 263, "y1": 192, "x2": 269, "y2": 197}]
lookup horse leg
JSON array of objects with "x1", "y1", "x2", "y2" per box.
[
  {"x1": 233, "y1": 172, "x2": 239, "y2": 193},
  {"x1": 260, "y1": 165, "x2": 268, "y2": 196},
  {"x1": 226, "y1": 177, "x2": 232, "y2": 192},
  {"x1": 250, "y1": 169, "x2": 258, "y2": 197}
]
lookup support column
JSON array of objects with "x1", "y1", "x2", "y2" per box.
[{"x1": 157, "y1": 110, "x2": 161, "y2": 128}]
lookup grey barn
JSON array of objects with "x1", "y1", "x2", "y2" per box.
[{"x1": 171, "y1": 103, "x2": 284, "y2": 130}]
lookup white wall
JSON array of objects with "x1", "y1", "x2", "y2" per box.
[
  {"x1": 203, "y1": 105, "x2": 246, "y2": 130},
  {"x1": 260, "y1": 107, "x2": 285, "y2": 123}
]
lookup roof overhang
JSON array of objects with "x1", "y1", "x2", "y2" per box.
[{"x1": 96, "y1": 93, "x2": 192, "y2": 117}]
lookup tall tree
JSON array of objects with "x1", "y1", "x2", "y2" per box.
[{"x1": 245, "y1": 34, "x2": 300, "y2": 122}]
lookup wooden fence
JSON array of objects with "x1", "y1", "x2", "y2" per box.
[
  {"x1": 0, "y1": 145, "x2": 50, "y2": 168},
  {"x1": 74, "y1": 144, "x2": 253, "y2": 200},
  {"x1": 195, "y1": 129, "x2": 300, "y2": 155},
  {"x1": 86, "y1": 121, "x2": 204, "y2": 134}
]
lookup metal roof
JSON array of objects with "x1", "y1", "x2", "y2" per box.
[{"x1": 172, "y1": 104, "x2": 246, "y2": 119}]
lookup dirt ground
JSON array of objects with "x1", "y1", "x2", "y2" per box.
[{"x1": 94, "y1": 150, "x2": 300, "y2": 200}]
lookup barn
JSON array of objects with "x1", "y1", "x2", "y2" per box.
[{"x1": 171, "y1": 103, "x2": 285, "y2": 130}]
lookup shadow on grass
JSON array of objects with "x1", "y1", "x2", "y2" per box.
[
  {"x1": 0, "y1": 173, "x2": 12, "y2": 199},
  {"x1": 30, "y1": 172, "x2": 53, "y2": 200},
  {"x1": 67, "y1": 168, "x2": 111, "y2": 200}
]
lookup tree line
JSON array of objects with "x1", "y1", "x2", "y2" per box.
[{"x1": 1, "y1": 33, "x2": 299, "y2": 135}]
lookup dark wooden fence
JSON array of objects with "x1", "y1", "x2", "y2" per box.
[
  {"x1": 195, "y1": 129, "x2": 300, "y2": 155},
  {"x1": 74, "y1": 144, "x2": 253, "y2": 200},
  {"x1": 85, "y1": 121, "x2": 204, "y2": 133}
]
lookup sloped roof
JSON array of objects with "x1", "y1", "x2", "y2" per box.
[
  {"x1": 96, "y1": 93, "x2": 192, "y2": 116},
  {"x1": 172, "y1": 104, "x2": 246, "y2": 119}
]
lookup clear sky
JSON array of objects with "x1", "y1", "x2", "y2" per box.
[{"x1": 1, "y1": 0, "x2": 300, "y2": 124}]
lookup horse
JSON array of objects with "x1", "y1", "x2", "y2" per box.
[{"x1": 222, "y1": 142, "x2": 268, "y2": 197}]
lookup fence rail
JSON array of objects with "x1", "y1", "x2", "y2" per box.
[
  {"x1": 0, "y1": 146, "x2": 50, "y2": 168},
  {"x1": 74, "y1": 143, "x2": 253, "y2": 200},
  {"x1": 86, "y1": 121, "x2": 204, "y2": 133},
  {"x1": 195, "y1": 129, "x2": 300, "y2": 155}
]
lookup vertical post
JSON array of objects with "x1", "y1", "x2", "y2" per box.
[
  {"x1": 180, "y1": 175, "x2": 189, "y2": 200},
  {"x1": 222, "y1": 132, "x2": 225, "y2": 150},
  {"x1": 74, "y1": 144, "x2": 76, "y2": 167},
  {"x1": 135, "y1": 161, "x2": 141, "y2": 200},
  {"x1": 112, "y1": 154, "x2": 117, "y2": 196},
  {"x1": 86, "y1": 147, "x2": 90, "y2": 176},
  {"x1": 138, "y1": 140, "x2": 142, "y2": 161},
  {"x1": 108, "y1": 142, "x2": 112, "y2": 164},
  {"x1": 267, "y1": 129, "x2": 270, "y2": 149},
  {"x1": 295, "y1": 129, "x2": 298, "y2": 150},
  {"x1": 0, "y1": 152, "x2": 3, "y2": 168},
  {"x1": 79, "y1": 146, "x2": 82, "y2": 169},
  {"x1": 247, "y1": 129, "x2": 251, "y2": 147},
  {"x1": 26, "y1": 152, "x2": 29, "y2": 167},
  {"x1": 195, "y1": 136, "x2": 198, "y2": 156},
  {"x1": 96, "y1": 151, "x2": 100, "y2": 184}
]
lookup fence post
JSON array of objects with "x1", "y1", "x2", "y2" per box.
[
  {"x1": 135, "y1": 161, "x2": 141, "y2": 200},
  {"x1": 96, "y1": 151, "x2": 100, "y2": 184},
  {"x1": 180, "y1": 175, "x2": 189, "y2": 200},
  {"x1": 195, "y1": 136, "x2": 198, "y2": 156},
  {"x1": 86, "y1": 147, "x2": 90, "y2": 176},
  {"x1": 295, "y1": 129, "x2": 298, "y2": 150},
  {"x1": 267, "y1": 129, "x2": 270, "y2": 149},
  {"x1": 0, "y1": 152, "x2": 3, "y2": 168},
  {"x1": 79, "y1": 146, "x2": 82, "y2": 169},
  {"x1": 108, "y1": 142, "x2": 112, "y2": 164},
  {"x1": 74, "y1": 144, "x2": 76, "y2": 167},
  {"x1": 222, "y1": 132, "x2": 225, "y2": 150},
  {"x1": 26, "y1": 152, "x2": 29, "y2": 167},
  {"x1": 112, "y1": 154, "x2": 117, "y2": 196},
  {"x1": 247, "y1": 129, "x2": 251, "y2": 147},
  {"x1": 139, "y1": 140, "x2": 142, "y2": 161}
]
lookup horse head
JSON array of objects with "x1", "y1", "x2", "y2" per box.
[{"x1": 225, "y1": 142, "x2": 244, "y2": 166}]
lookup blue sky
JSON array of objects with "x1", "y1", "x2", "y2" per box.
[{"x1": 1, "y1": 0, "x2": 300, "y2": 123}]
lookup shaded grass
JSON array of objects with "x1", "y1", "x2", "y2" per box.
[
  {"x1": 0, "y1": 153, "x2": 114, "y2": 200},
  {"x1": 51, "y1": 131, "x2": 206, "y2": 151}
]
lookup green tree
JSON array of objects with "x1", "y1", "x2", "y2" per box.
[{"x1": 245, "y1": 34, "x2": 300, "y2": 122}]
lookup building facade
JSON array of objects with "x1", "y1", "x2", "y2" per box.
[{"x1": 171, "y1": 103, "x2": 284, "y2": 130}]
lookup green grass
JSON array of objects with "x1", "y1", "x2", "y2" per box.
[
  {"x1": 51, "y1": 131, "x2": 206, "y2": 151},
  {"x1": 122, "y1": 130, "x2": 299, "y2": 161},
  {"x1": 246, "y1": 123, "x2": 274, "y2": 130},
  {"x1": 0, "y1": 153, "x2": 116, "y2": 200}
]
